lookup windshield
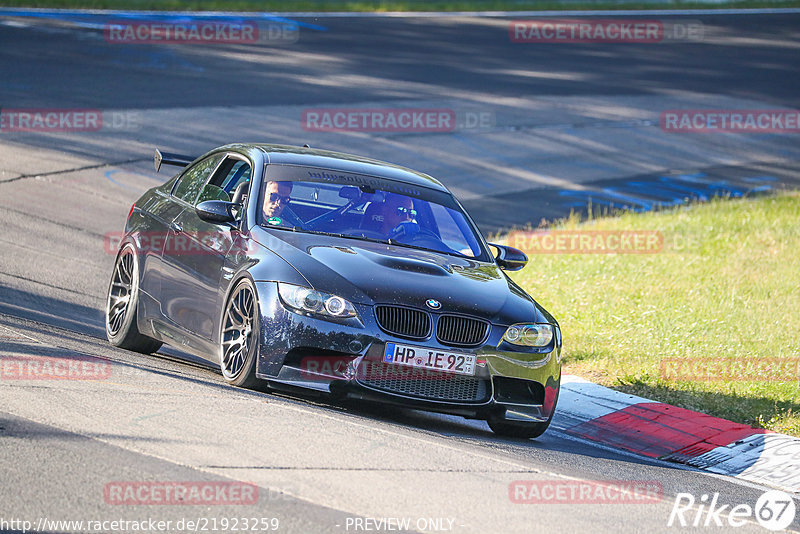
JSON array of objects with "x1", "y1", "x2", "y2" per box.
[{"x1": 258, "y1": 165, "x2": 488, "y2": 261}]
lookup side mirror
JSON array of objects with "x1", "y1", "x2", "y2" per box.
[
  {"x1": 196, "y1": 200, "x2": 237, "y2": 225},
  {"x1": 489, "y1": 243, "x2": 528, "y2": 271}
]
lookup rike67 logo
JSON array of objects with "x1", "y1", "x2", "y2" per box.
[{"x1": 668, "y1": 490, "x2": 796, "y2": 531}]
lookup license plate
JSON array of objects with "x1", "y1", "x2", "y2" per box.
[{"x1": 383, "y1": 342, "x2": 476, "y2": 376}]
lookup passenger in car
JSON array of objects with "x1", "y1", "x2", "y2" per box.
[{"x1": 379, "y1": 193, "x2": 416, "y2": 235}]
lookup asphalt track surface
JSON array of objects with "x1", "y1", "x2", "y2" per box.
[
  {"x1": 1, "y1": 10, "x2": 799, "y2": 534},
  {"x1": 2, "y1": 11, "x2": 799, "y2": 108}
]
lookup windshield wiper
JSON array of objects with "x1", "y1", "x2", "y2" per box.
[
  {"x1": 304, "y1": 229, "x2": 468, "y2": 258},
  {"x1": 301, "y1": 229, "x2": 395, "y2": 245},
  {"x1": 262, "y1": 224, "x2": 391, "y2": 243},
  {"x1": 382, "y1": 239, "x2": 464, "y2": 258},
  {"x1": 260, "y1": 226, "x2": 469, "y2": 257},
  {"x1": 259, "y1": 224, "x2": 302, "y2": 232}
]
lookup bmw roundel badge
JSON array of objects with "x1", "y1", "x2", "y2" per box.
[{"x1": 425, "y1": 299, "x2": 441, "y2": 310}]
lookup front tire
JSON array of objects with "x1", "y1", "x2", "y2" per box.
[
  {"x1": 105, "y1": 243, "x2": 162, "y2": 354},
  {"x1": 220, "y1": 278, "x2": 261, "y2": 389}
]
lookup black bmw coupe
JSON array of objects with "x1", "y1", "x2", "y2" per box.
[{"x1": 106, "y1": 144, "x2": 561, "y2": 437}]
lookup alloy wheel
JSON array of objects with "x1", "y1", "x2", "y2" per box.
[
  {"x1": 221, "y1": 282, "x2": 256, "y2": 379},
  {"x1": 106, "y1": 249, "x2": 134, "y2": 337}
]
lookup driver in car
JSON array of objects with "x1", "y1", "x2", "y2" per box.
[{"x1": 262, "y1": 180, "x2": 303, "y2": 227}]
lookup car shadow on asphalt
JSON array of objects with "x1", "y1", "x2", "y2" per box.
[{"x1": 307, "y1": 396, "x2": 677, "y2": 468}]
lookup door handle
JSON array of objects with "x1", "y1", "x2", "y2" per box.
[{"x1": 170, "y1": 222, "x2": 183, "y2": 233}]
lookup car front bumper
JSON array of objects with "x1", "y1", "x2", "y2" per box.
[{"x1": 253, "y1": 282, "x2": 561, "y2": 423}]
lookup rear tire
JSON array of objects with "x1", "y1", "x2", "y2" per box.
[
  {"x1": 220, "y1": 278, "x2": 261, "y2": 389},
  {"x1": 105, "y1": 244, "x2": 162, "y2": 354}
]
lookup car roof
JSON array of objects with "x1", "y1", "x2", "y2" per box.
[{"x1": 242, "y1": 143, "x2": 449, "y2": 192}]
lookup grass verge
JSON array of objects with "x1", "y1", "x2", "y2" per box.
[
  {"x1": 3, "y1": 0, "x2": 800, "y2": 11},
  {"x1": 507, "y1": 191, "x2": 800, "y2": 436}
]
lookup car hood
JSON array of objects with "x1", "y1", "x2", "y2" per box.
[{"x1": 250, "y1": 227, "x2": 549, "y2": 325}]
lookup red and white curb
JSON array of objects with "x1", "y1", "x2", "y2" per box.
[{"x1": 555, "y1": 375, "x2": 800, "y2": 495}]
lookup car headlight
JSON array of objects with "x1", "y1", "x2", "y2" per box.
[
  {"x1": 503, "y1": 323, "x2": 553, "y2": 347},
  {"x1": 277, "y1": 283, "x2": 358, "y2": 319}
]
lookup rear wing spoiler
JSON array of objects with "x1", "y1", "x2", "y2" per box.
[{"x1": 154, "y1": 148, "x2": 196, "y2": 173}]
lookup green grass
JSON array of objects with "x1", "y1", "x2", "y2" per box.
[
  {"x1": 3, "y1": 0, "x2": 800, "y2": 11},
  {"x1": 507, "y1": 191, "x2": 800, "y2": 436}
]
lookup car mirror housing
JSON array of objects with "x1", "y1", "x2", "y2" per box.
[
  {"x1": 196, "y1": 200, "x2": 237, "y2": 225},
  {"x1": 489, "y1": 243, "x2": 528, "y2": 271}
]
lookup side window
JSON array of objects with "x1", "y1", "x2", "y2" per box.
[
  {"x1": 219, "y1": 160, "x2": 252, "y2": 194},
  {"x1": 172, "y1": 155, "x2": 222, "y2": 204},
  {"x1": 196, "y1": 156, "x2": 252, "y2": 208}
]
